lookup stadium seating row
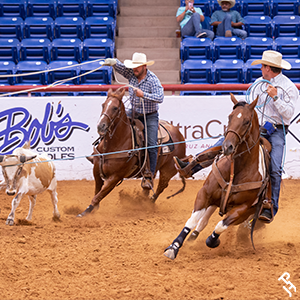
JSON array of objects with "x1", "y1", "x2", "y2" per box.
[
  {"x1": 181, "y1": 0, "x2": 300, "y2": 18},
  {"x1": 0, "y1": 16, "x2": 116, "y2": 41},
  {"x1": 181, "y1": 36, "x2": 300, "y2": 62},
  {"x1": 181, "y1": 58, "x2": 300, "y2": 84},
  {"x1": 0, "y1": 0, "x2": 117, "y2": 19},
  {"x1": 0, "y1": 60, "x2": 112, "y2": 86},
  {"x1": 0, "y1": 37, "x2": 114, "y2": 64}
]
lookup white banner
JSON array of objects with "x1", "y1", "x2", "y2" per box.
[{"x1": 0, "y1": 95, "x2": 300, "y2": 180}]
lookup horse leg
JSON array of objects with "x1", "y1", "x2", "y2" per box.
[
  {"x1": 77, "y1": 176, "x2": 120, "y2": 217},
  {"x1": 164, "y1": 208, "x2": 207, "y2": 260},
  {"x1": 206, "y1": 203, "x2": 253, "y2": 248},
  {"x1": 188, "y1": 205, "x2": 217, "y2": 241},
  {"x1": 151, "y1": 164, "x2": 177, "y2": 203}
]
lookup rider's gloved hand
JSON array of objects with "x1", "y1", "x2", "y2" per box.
[{"x1": 102, "y1": 58, "x2": 117, "y2": 66}]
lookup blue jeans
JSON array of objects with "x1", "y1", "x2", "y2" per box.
[
  {"x1": 137, "y1": 112, "x2": 159, "y2": 176},
  {"x1": 265, "y1": 127, "x2": 286, "y2": 216},
  {"x1": 181, "y1": 12, "x2": 214, "y2": 40},
  {"x1": 216, "y1": 14, "x2": 247, "y2": 39}
]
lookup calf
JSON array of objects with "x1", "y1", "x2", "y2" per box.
[{"x1": 0, "y1": 142, "x2": 60, "y2": 225}]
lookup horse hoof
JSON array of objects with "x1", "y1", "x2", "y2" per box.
[
  {"x1": 206, "y1": 234, "x2": 220, "y2": 248},
  {"x1": 150, "y1": 194, "x2": 157, "y2": 203},
  {"x1": 77, "y1": 204, "x2": 94, "y2": 218},
  {"x1": 187, "y1": 230, "x2": 199, "y2": 242},
  {"x1": 163, "y1": 243, "x2": 180, "y2": 260}
]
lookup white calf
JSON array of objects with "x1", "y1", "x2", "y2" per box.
[{"x1": 0, "y1": 142, "x2": 60, "y2": 225}]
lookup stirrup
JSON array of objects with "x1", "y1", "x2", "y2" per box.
[{"x1": 258, "y1": 201, "x2": 274, "y2": 223}]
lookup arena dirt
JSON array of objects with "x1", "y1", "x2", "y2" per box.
[{"x1": 0, "y1": 179, "x2": 299, "y2": 300}]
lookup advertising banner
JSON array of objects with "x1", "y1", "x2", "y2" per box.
[{"x1": 0, "y1": 95, "x2": 300, "y2": 180}]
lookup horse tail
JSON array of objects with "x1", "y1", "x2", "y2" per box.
[
  {"x1": 166, "y1": 176, "x2": 186, "y2": 199},
  {"x1": 250, "y1": 177, "x2": 269, "y2": 250}
]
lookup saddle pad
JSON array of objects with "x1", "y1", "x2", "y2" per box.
[
  {"x1": 258, "y1": 144, "x2": 266, "y2": 180},
  {"x1": 158, "y1": 120, "x2": 169, "y2": 144}
]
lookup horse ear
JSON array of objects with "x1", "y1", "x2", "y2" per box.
[
  {"x1": 23, "y1": 141, "x2": 31, "y2": 149},
  {"x1": 249, "y1": 96, "x2": 259, "y2": 110},
  {"x1": 120, "y1": 88, "x2": 125, "y2": 98},
  {"x1": 107, "y1": 88, "x2": 113, "y2": 96},
  {"x1": 230, "y1": 93, "x2": 238, "y2": 105}
]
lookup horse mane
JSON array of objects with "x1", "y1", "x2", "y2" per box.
[{"x1": 233, "y1": 101, "x2": 247, "y2": 110}]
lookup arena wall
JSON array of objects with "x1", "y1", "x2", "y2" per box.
[{"x1": 1, "y1": 95, "x2": 300, "y2": 180}]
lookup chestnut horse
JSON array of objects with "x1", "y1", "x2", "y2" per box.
[
  {"x1": 77, "y1": 88, "x2": 186, "y2": 217},
  {"x1": 164, "y1": 94, "x2": 271, "y2": 260}
]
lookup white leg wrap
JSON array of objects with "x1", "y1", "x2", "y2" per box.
[
  {"x1": 214, "y1": 220, "x2": 228, "y2": 235},
  {"x1": 185, "y1": 209, "x2": 206, "y2": 229}
]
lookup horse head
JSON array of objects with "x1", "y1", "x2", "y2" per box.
[
  {"x1": 222, "y1": 94, "x2": 259, "y2": 156},
  {"x1": 97, "y1": 88, "x2": 126, "y2": 136}
]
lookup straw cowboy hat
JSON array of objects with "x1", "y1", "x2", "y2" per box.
[
  {"x1": 218, "y1": 0, "x2": 235, "y2": 8},
  {"x1": 124, "y1": 52, "x2": 155, "y2": 69},
  {"x1": 251, "y1": 50, "x2": 291, "y2": 70}
]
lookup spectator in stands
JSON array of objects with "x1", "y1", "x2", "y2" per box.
[
  {"x1": 174, "y1": 50, "x2": 299, "y2": 224},
  {"x1": 176, "y1": 0, "x2": 214, "y2": 40},
  {"x1": 103, "y1": 53, "x2": 164, "y2": 191},
  {"x1": 210, "y1": 0, "x2": 247, "y2": 39}
]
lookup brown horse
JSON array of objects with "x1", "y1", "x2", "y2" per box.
[
  {"x1": 164, "y1": 94, "x2": 272, "y2": 260},
  {"x1": 77, "y1": 88, "x2": 186, "y2": 217}
]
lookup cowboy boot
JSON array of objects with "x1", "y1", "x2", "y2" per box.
[
  {"x1": 174, "y1": 146, "x2": 222, "y2": 178},
  {"x1": 259, "y1": 182, "x2": 274, "y2": 223},
  {"x1": 141, "y1": 170, "x2": 153, "y2": 190}
]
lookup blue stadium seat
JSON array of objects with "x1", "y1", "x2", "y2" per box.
[
  {"x1": 282, "y1": 58, "x2": 300, "y2": 83},
  {"x1": 51, "y1": 38, "x2": 82, "y2": 62},
  {"x1": 0, "y1": 38, "x2": 20, "y2": 63},
  {"x1": 54, "y1": 16, "x2": 84, "y2": 40},
  {"x1": 55, "y1": 0, "x2": 86, "y2": 19},
  {"x1": 180, "y1": 37, "x2": 213, "y2": 62},
  {"x1": 242, "y1": 0, "x2": 270, "y2": 17},
  {"x1": 0, "y1": 0, "x2": 26, "y2": 19},
  {"x1": 271, "y1": 0, "x2": 300, "y2": 17},
  {"x1": 0, "y1": 61, "x2": 16, "y2": 85},
  {"x1": 86, "y1": 0, "x2": 117, "y2": 18},
  {"x1": 15, "y1": 60, "x2": 48, "y2": 85},
  {"x1": 243, "y1": 37, "x2": 274, "y2": 61},
  {"x1": 84, "y1": 16, "x2": 116, "y2": 40},
  {"x1": 213, "y1": 37, "x2": 243, "y2": 61},
  {"x1": 80, "y1": 61, "x2": 112, "y2": 85},
  {"x1": 214, "y1": 59, "x2": 244, "y2": 83},
  {"x1": 82, "y1": 38, "x2": 114, "y2": 60},
  {"x1": 181, "y1": 59, "x2": 213, "y2": 84},
  {"x1": 273, "y1": 15, "x2": 300, "y2": 38},
  {"x1": 274, "y1": 37, "x2": 300, "y2": 59},
  {"x1": 243, "y1": 15, "x2": 272, "y2": 37},
  {"x1": 20, "y1": 38, "x2": 51, "y2": 63},
  {"x1": 244, "y1": 58, "x2": 262, "y2": 83},
  {"x1": 26, "y1": 0, "x2": 56, "y2": 19},
  {"x1": 48, "y1": 60, "x2": 80, "y2": 84},
  {"x1": 24, "y1": 16, "x2": 54, "y2": 40},
  {"x1": 0, "y1": 17, "x2": 24, "y2": 40}
]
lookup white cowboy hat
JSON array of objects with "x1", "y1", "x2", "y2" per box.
[
  {"x1": 251, "y1": 50, "x2": 291, "y2": 70},
  {"x1": 124, "y1": 52, "x2": 155, "y2": 69},
  {"x1": 218, "y1": 0, "x2": 235, "y2": 8}
]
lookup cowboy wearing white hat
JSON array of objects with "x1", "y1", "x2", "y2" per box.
[
  {"x1": 210, "y1": 0, "x2": 247, "y2": 39},
  {"x1": 103, "y1": 53, "x2": 164, "y2": 190},
  {"x1": 174, "y1": 49, "x2": 299, "y2": 225}
]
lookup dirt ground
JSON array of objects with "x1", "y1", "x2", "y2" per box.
[{"x1": 0, "y1": 178, "x2": 299, "y2": 300}]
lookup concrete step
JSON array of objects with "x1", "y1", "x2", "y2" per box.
[
  {"x1": 116, "y1": 48, "x2": 179, "y2": 60},
  {"x1": 120, "y1": 0, "x2": 180, "y2": 6},
  {"x1": 117, "y1": 16, "x2": 178, "y2": 27},
  {"x1": 118, "y1": 26, "x2": 178, "y2": 38},
  {"x1": 120, "y1": 6, "x2": 178, "y2": 17},
  {"x1": 116, "y1": 37, "x2": 180, "y2": 49},
  {"x1": 148, "y1": 59, "x2": 180, "y2": 71}
]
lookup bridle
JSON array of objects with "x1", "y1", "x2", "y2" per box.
[
  {"x1": 224, "y1": 110, "x2": 260, "y2": 158},
  {"x1": 99, "y1": 97, "x2": 123, "y2": 138}
]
